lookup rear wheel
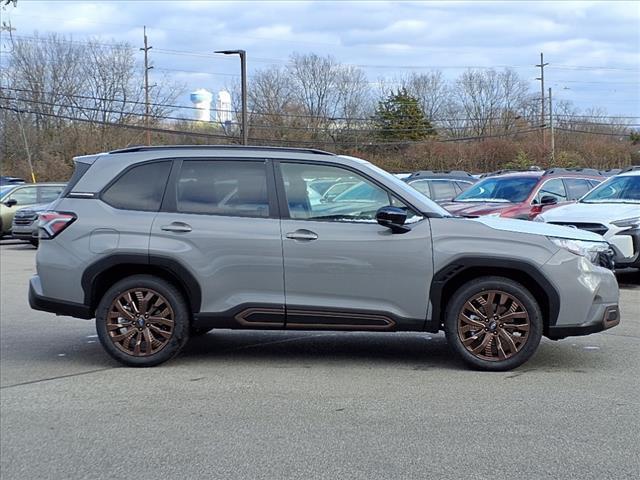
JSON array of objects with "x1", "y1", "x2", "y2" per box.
[
  {"x1": 96, "y1": 275, "x2": 190, "y2": 367},
  {"x1": 444, "y1": 276, "x2": 542, "y2": 371}
]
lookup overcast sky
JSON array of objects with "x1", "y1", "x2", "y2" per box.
[{"x1": 3, "y1": 0, "x2": 639, "y2": 116}]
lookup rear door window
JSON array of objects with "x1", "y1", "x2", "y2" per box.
[
  {"x1": 176, "y1": 161, "x2": 270, "y2": 217},
  {"x1": 534, "y1": 178, "x2": 567, "y2": 203},
  {"x1": 563, "y1": 178, "x2": 592, "y2": 200},
  {"x1": 102, "y1": 161, "x2": 171, "y2": 211},
  {"x1": 408, "y1": 180, "x2": 432, "y2": 198},
  {"x1": 430, "y1": 180, "x2": 457, "y2": 202}
]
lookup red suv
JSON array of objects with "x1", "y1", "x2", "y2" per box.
[{"x1": 441, "y1": 168, "x2": 604, "y2": 220}]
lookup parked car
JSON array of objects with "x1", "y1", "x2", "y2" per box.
[
  {"x1": 536, "y1": 167, "x2": 640, "y2": 269},
  {"x1": 441, "y1": 168, "x2": 603, "y2": 220},
  {"x1": 0, "y1": 182, "x2": 66, "y2": 236},
  {"x1": 30, "y1": 145, "x2": 619, "y2": 371},
  {"x1": 0, "y1": 175, "x2": 25, "y2": 186},
  {"x1": 319, "y1": 180, "x2": 359, "y2": 203},
  {"x1": 11, "y1": 202, "x2": 56, "y2": 246},
  {"x1": 404, "y1": 170, "x2": 477, "y2": 203}
]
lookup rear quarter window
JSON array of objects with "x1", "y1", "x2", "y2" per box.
[{"x1": 102, "y1": 161, "x2": 171, "y2": 211}]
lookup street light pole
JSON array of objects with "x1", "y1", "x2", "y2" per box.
[{"x1": 215, "y1": 49, "x2": 247, "y2": 145}]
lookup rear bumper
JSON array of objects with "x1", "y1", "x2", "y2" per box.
[
  {"x1": 547, "y1": 305, "x2": 620, "y2": 339},
  {"x1": 29, "y1": 276, "x2": 93, "y2": 319}
]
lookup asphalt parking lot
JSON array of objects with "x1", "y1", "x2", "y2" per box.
[{"x1": 0, "y1": 240, "x2": 638, "y2": 480}]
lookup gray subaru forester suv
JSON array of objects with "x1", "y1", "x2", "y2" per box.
[{"x1": 29, "y1": 146, "x2": 620, "y2": 370}]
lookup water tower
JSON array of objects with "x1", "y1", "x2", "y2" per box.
[
  {"x1": 190, "y1": 89, "x2": 213, "y2": 122},
  {"x1": 216, "y1": 90, "x2": 232, "y2": 124}
]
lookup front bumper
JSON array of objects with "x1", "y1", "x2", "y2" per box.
[
  {"x1": 547, "y1": 305, "x2": 620, "y2": 339},
  {"x1": 29, "y1": 276, "x2": 93, "y2": 319},
  {"x1": 11, "y1": 223, "x2": 38, "y2": 240},
  {"x1": 541, "y1": 248, "x2": 620, "y2": 339},
  {"x1": 609, "y1": 230, "x2": 640, "y2": 268}
]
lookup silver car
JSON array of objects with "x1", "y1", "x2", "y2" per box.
[{"x1": 29, "y1": 146, "x2": 620, "y2": 370}]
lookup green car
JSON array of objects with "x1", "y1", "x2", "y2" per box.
[{"x1": 0, "y1": 183, "x2": 66, "y2": 237}]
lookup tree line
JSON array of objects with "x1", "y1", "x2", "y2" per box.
[{"x1": 0, "y1": 33, "x2": 637, "y2": 181}]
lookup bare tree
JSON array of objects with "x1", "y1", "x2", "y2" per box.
[
  {"x1": 2, "y1": 32, "x2": 183, "y2": 177},
  {"x1": 401, "y1": 71, "x2": 448, "y2": 121}
]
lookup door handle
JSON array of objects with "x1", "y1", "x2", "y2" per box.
[
  {"x1": 161, "y1": 222, "x2": 192, "y2": 233},
  {"x1": 286, "y1": 229, "x2": 318, "y2": 241}
]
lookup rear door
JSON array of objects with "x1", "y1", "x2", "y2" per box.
[
  {"x1": 149, "y1": 159, "x2": 285, "y2": 321},
  {"x1": 277, "y1": 161, "x2": 433, "y2": 330}
]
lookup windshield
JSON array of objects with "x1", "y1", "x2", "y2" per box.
[
  {"x1": 0, "y1": 186, "x2": 17, "y2": 199},
  {"x1": 581, "y1": 174, "x2": 640, "y2": 203},
  {"x1": 454, "y1": 176, "x2": 539, "y2": 203}
]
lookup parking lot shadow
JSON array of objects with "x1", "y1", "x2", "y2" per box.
[{"x1": 179, "y1": 330, "x2": 462, "y2": 369}]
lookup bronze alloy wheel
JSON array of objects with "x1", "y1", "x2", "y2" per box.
[
  {"x1": 457, "y1": 289, "x2": 530, "y2": 362},
  {"x1": 106, "y1": 288, "x2": 175, "y2": 357}
]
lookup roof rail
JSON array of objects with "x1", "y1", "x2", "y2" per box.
[
  {"x1": 408, "y1": 170, "x2": 474, "y2": 178},
  {"x1": 620, "y1": 165, "x2": 640, "y2": 173},
  {"x1": 544, "y1": 167, "x2": 603, "y2": 176},
  {"x1": 479, "y1": 166, "x2": 541, "y2": 178},
  {"x1": 107, "y1": 145, "x2": 336, "y2": 156}
]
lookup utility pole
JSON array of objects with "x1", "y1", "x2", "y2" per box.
[
  {"x1": 548, "y1": 87, "x2": 555, "y2": 162},
  {"x1": 140, "y1": 26, "x2": 153, "y2": 146},
  {"x1": 535, "y1": 52, "x2": 549, "y2": 146},
  {"x1": 1, "y1": 20, "x2": 35, "y2": 182}
]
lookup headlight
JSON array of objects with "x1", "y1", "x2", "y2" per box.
[
  {"x1": 548, "y1": 237, "x2": 610, "y2": 264},
  {"x1": 611, "y1": 217, "x2": 640, "y2": 229}
]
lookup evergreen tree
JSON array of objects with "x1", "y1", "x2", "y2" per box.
[{"x1": 373, "y1": 88, "x2": 436, "y2": 141}]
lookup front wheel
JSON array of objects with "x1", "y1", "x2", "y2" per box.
[
  {"x1": 444, "y1": 276, "x2": 542, "y2": 371},
  {"x1": 96, "y1": 275, "x2": 190, "y2": 367}
]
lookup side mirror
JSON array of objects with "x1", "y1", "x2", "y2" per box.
[
  {"x1": 376, "y1": 206, "x2": 410, "y2": 234},
  {"x1": 3, "y1": 198, "x2": 17, "y2": 208},
  {"x1": 540, "y1": 195, "x2": 558, "y2": 206}
]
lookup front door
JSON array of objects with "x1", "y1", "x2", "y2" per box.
[{"x1": 277, "y1": 162, "x2": 433, "y2": 331}]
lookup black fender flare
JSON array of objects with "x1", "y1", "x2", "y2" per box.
[
  {"x1": 428, "y1": 256, "x2": 560, "y2": 331},
  {"x1": 81, "y1": 254, "x2": 202, "y2": 314}
]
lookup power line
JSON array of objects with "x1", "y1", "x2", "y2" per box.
[
  {"x1": 555, "y1": 127, "x2": 634, "y2": 137},
  {"x1": 0, "y1": 104, "x2": 556, "y2": 147},
  {"x1": 0, "y1": 95, "x2": 560, "y2": 135},
  {"x1": 5, "y1": 86, "x2": 639, "y2": 128}
]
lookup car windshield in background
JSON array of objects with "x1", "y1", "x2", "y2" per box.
[
  {"x1": 581, "y1": 175, "x2": 640, "y2": 203},
  {"x1": 0, "y1": 186, "x2": 17, "y2": 199},
  {"x1": 454, "y1": 176, "x2": 539, "y2": 203}
]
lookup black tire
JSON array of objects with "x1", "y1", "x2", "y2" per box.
[
  {"x1": 444, "y1": 276, "x2": 542, "y2": 371},
  {"x1": 190, "y1": 325, "x2": 215, "y2": 337},
  {"x1": 95, "y1": 275, "x2": 190, "y2": 367}
]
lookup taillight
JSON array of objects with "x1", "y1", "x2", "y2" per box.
[{"x1": 38, "y1": 211, "x2": 76, "y2": 239}]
